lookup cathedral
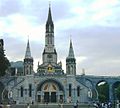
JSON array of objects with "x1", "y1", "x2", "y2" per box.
[{"x1": 0, "y1": 5, "x2": 92, "y2": 104}]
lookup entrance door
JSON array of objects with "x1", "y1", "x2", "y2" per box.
[
  {"x1": 38, "y1": 95, "x2": 41, "y2": 102},
  {"x1": 51, "y1": 92, "x2": 56, "y2": 102},
  {"x1": 44, "y1": 92, "x2": 49, "y2": 103}
]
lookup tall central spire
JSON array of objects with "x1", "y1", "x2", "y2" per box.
[
  {"x1": 37, "y1": 4, "x2": 63, "y2": 74},
  {"x1": 46, "y1": 5, "x2": 53, "y2": 25},
  {"x1": 42, "y1": 4, "x2": 57, "y2": 65},
  {"x1": 46, "y1": 4, "x2": 54, "y2": 33}
]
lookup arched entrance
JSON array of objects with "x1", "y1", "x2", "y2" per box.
[
  {"x1": 37, "y1": 79, "x2": 64, "y2": 103},
  {"x1": 96, "y1": 80, "x2": 109, "y2": 103}
]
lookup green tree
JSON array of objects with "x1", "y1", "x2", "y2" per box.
[
  {"x1": 116, "y1": 84, "x2": 120, "y2": 101},
  {"x1": 0, "y1": 40, "x2": 10, "y2": 77},
  {"x1": 96, "y1": 82, "x2": 109, "y2": 102}
]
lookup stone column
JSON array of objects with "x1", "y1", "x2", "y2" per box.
[
  {"x1": 57, "y1": 92, "x2": 59, "y2": 103},
  {"x1": 49, "y1": 92, "x2": 51, "y2": 102},
  {"x1": 41, "y1": 92, "x2": 44, "y2": 103},
  {"x1": 93, "y1": 82, "x2": 99, "y2": 101}
]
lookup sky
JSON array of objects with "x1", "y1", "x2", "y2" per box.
[{"x1": 0, "y1": 0, "x2": 120, "y2": 76}]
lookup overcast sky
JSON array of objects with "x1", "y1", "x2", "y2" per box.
[{"x1": 0, "y1": 0, "x2": 120, "y2": 76}]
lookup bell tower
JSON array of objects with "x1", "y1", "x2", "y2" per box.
[
  {"x1": 23, "y1": 39, "x2": 34, "y2": 75},
  {"x1": 42, "y1": 4, "x2": 57, "y2": 65},
  {"x1": 66, "y1": 39, "x2": 76, "y2": 75},
  {"x1": 37, "y1": 5, "x2": 63, "y2": 74}
]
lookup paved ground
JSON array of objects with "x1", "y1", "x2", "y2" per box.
[{"x1": 0, "y1": 103, "x2": 95, "y2": 108}]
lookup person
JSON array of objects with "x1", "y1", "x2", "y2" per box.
[
  {"x1": 7, "y1": 104, "x2": 10, "y2": 108},
  {"x1": 76, "y1": 100, "x2": 78, "y2": 108},
  {"x1": 73, "y1": 102, "x2": 77, "y2": 108},
  {"x1": 93, "y1": 102, "x2": 98, "y2": 108},
  {"x1": 27, "y1": 103, "x2": 30, "y2": 108},
  {"x1": 0, "y1": 105, "x2": 2, "y2": 108},
  {"x1": 108, "y1": 102, "x2": 112, "y2": 108},
  {"x1": 60, "y1": 103, "x2": 63, "y2": 108}
]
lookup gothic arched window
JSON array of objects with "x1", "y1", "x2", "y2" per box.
[
  {"x1": 77, "y1": 86, "x2": 80, "y2": 97},
  {"x1": 69, "y1": 84, "x2": 72, "y2": 97},
  {"x1": 29, "y1": 84, "x2": 32, "y2": 97},
  {"x1": 21, "y1": 86, "x2": 23, "y2": 97},
  {"x1": 68, "y1": 66, "x2": 70, "y2": 74}
]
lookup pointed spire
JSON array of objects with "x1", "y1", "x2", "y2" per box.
[
  {"x1": 46, "y1": 3, "x2": 53, "y2": 25},
  {"x1": 25, "y1": 38, "x2": 32, "y2": 58},
  {"x1": 68, "y1": 39, "x2": 75, "y2": 58}
]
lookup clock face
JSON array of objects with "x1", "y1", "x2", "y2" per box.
[{"x1": 48, "y1": 54, "x2": 52, "y2": 58}]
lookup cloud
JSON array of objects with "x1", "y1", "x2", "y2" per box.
[{"x1": 0, "y1": 0, "x2": 21, "y2": 16}]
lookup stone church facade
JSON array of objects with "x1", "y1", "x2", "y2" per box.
[{"x1": 0, "y1": 6, "x2": 92, "y2": 104}]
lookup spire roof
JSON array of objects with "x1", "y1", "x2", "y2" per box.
[
  {"x1": 68, "y1": 39, "x2": 75, "y2": 58},
  {"x1": 46, "y1": 4, "x2": 53, "y2": 25},
  {"x1": 25, "y1": 39, "x2": 32, "y2": 59}
]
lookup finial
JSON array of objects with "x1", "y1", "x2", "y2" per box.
[
  {"x1": 27, "y1": 35, "x2": 29, "y2": 40},
  {"x1": 69, "y1": 35, "x2": 73, "y2": 48},
  {"x1": 70, "y1": 35, "x2": 72, "y2": 40},
  {"x1": 49, "y1": 1, "x2": 51, "y2": 8}
]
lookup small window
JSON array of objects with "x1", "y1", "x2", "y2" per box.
[
  {"x1": 29, "y1": 84, "x2": 32, "y2": 97},
  {"x1": 21, "y1": 86, "x2": 23, "y2": 97},
  {"x1": 69, "y1": 84, "x2": 72, "y2": 97},
  {"x1": 25, "y1": 89, "x2": 27, "y2": 95},
  {"x1": 77, "y1": 86, "x2": 80, "y2": 97}
]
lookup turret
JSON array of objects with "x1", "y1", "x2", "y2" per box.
[
  {"x1": 23, "y1": 39, "x2": 33, "y2": 75},
  {"x1": 66, "y1": 39, "x2": 76, "y2": 75}
]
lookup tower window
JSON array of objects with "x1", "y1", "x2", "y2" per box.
[
  {"x1": 77, "y1": 86, "x2": 80, "y2": 97},
  {"x1": 25, "y1": 89, "x2": 27, "y2": 95},
  {"x1": 69, "y1": 84, "x2": 72, "y2": 97},
  {"x1": 30, "y1": 66, "x2": 32, "y2": 74},
  {"x1": 68, "y1": 66, "x2": 70, "y2": 74},
  {"x1": 29, "y1": 84, "x2": 32, "y2": 97}
]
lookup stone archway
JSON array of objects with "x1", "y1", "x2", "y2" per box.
[
  {"x1": 0, "y1": 82, "x2": 5, "y2": 103},
  {"x1": 112, "y1": 81, "x2": 120, "y2": 103},
  {"x1": 37, "y1": 79, "x2": 64, "y2": 103},
  {"x1": 96, "y1": 80, "x2": 109, "y2": 103},
  {"x1": 85, "y1": 79, "x2": 98, "y2": 101},
  {"x1": 2, "y1": 89, "x2": 9, "y2": 103}
]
